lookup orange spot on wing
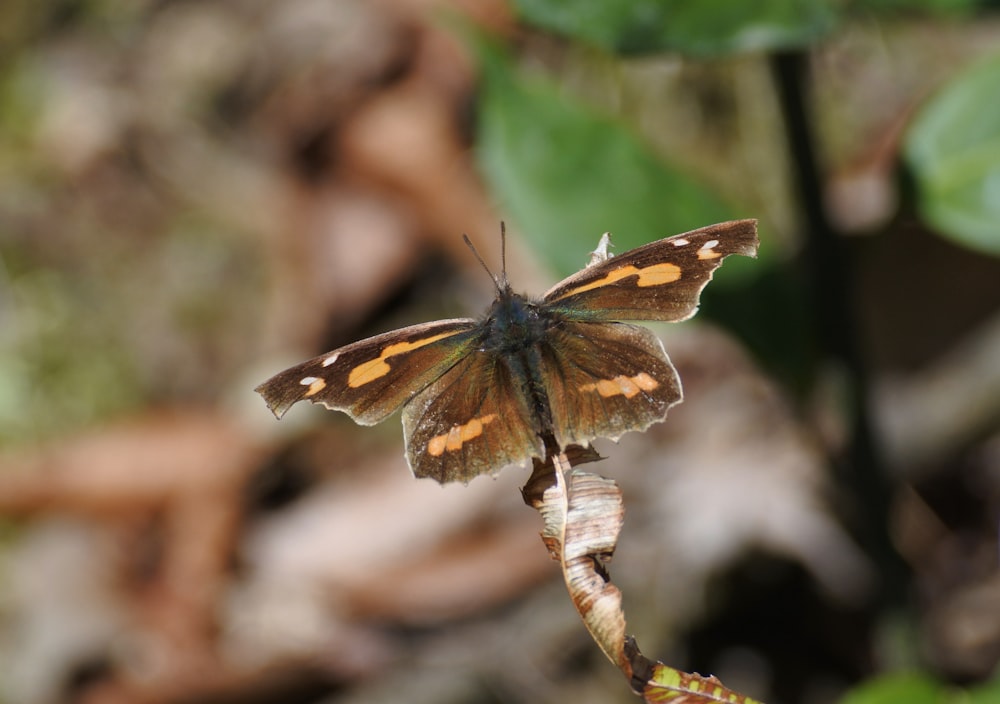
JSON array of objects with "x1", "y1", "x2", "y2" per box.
[
  {"x1": 632, "y1": 372, "x2": 658, "y2": 391},
  {"x1": 428, "y1": 435, "x2": 448, "y2": 457},
  {"x1": 426, "y1": 414, "x2": 497, "y2": 456},
  {"x1": 600, "y1": 378, "x2": 629, "y2": 397},
  {"x1": 347, "y1": 358, "x2": 391, "y2": 387},
  {"x1": 446, "y1": 425, "x2": 465, "y2": 451},
  {"x1": 581, "y1": 373, "x2": 660, "y2": 399},
  {"x1": 555, "y1": 262, "x2": 681, "y2": 299},
  {"x1": 347, "y1": 330, "x2": 457, "y2": 388},
  {"x1": 635, "y1": 262, "x2": 682, "y2": 286}
]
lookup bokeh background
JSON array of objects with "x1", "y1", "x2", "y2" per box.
[{"x1": 1, "y1": 1, "x2": 1000, "y2": 703}]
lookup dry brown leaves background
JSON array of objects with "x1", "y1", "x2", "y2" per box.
[{"x1": 2, "y1": 2, "x2": 1000, "y2": 704}]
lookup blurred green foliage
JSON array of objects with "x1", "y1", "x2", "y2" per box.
[
  {"x1": 510, "y1": 0, "x2": 836, "y2": 56},
  {"x1": 474, "y1": 36, "x2": 746, "y2": 280},
  {"x1": 839, "y1": 671, "x2": 1000, "y2": 704},
  {"x1": 905, "y1": 53, "x2": 1000, "y2": 257}
]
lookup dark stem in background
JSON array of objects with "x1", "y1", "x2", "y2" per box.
[{"x1": 770, "y1": 51, "x2": 908, "y2": 611}]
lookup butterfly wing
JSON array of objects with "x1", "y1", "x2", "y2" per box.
[
  {"x1": 255, "y1": 319, "x2": 480, "y2": 424},
  {"x1": 538, "y1": 320, "x2": 682, "y2": 449},
  {"x1": 542, "y1": 219, "x2": 758, "y2": 322},
  {"x1": 402, "y1": 349, "x2": 545, "y2": 483}
]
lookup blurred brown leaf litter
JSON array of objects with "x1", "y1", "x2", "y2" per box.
[{"x1": 2, "y1": 1, "x2": 1000, "y2": 703}]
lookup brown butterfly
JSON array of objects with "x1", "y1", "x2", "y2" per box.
[{"x1": 256, "y1": 220, "x2": 758, "y2": 483}]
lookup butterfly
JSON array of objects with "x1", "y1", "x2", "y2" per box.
[{"x1": 256, "y1": 220, "x2": 758, "y2": 484}]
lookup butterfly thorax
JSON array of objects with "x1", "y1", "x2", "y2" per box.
[
  {"x1": 482, "y1": 289, "x2": 551, "y2": 353},
  {"x1": 481, "y1": 288, "x2": 557, "y2": 438}
]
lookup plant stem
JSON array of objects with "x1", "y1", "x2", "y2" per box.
[{"x1": 770, "y1": 50, "x2": 908, "y2": 611}]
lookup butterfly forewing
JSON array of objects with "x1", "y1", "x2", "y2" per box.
[
  {"x1": 539, "y1": 321, "x2": 682, "y2": 449},
  {"x1": 543, "y1": 220, "x2": 758, "y2": 322},
  {"x1": 402, "y1": 350, "x2": 544, "y2": 483},
  {"x1": 255, "y1": 319, "x2": 479, "y2": 425}
]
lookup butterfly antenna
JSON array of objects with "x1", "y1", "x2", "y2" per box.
[
  {"x1": 462, "y1": 232, "x2": 504, "y2": 293},
  {"x1": 500, "y1": 221, "x2": 509, "y2": 288}
]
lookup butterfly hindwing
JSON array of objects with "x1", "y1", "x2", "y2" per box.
[
  {"x1": 255, "y1": 319, "x2": 479, "y2": 425},
  {"x1": 402, "y1": 349, "x2": 544, "y2": 483},
  {"x1": 543, "y1": 219, "x2": 758, "y2": 322},
  {"x1": 539, "y1": 320, "x2": 682, "y2": 450}
]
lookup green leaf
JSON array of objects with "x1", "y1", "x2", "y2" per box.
[
  {"x1": 967, "y1": 676, "x2": 1000, "y2": 704},
  {"x1": 511, "y1": 0, "x2": 837, "y2": 56},
  {"x1": 474, "y1": 39, "x2": 749, "y2": 279},
  {"x1": 854, "y1": 0, "x2": 976, "y2": 14},
  {"x1": 838, "y1": 672, "x2": 946, "y2": 704},
  {"x1": 904, "y1": 53, "x2": 1000, "y2": 257}
]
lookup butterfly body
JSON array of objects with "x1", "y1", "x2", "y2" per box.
[
  {"x1": 480, "y1": 289, "x2": 564, "y2": 441},
  {"x1": 257, "y1": 220, "x2": 759, "y2": 484}
]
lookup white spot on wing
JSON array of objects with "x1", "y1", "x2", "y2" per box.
[
  {"x1": 671, "y1": 238, "x2": 689, "y2": 246},
  {"x1": 300, "y1": 376, "x2": 319, "y2": 385},
  {"x1": 322, "y1": 352, "x2": 340, "y2": 367}
]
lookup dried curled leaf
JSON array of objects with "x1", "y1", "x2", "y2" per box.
[
  {"x1": 525, "y1": 448, "x2": 765, "y2": 703},
  {"x1": 539, "y1": 457, "x2": 629, "y2": 672}
]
